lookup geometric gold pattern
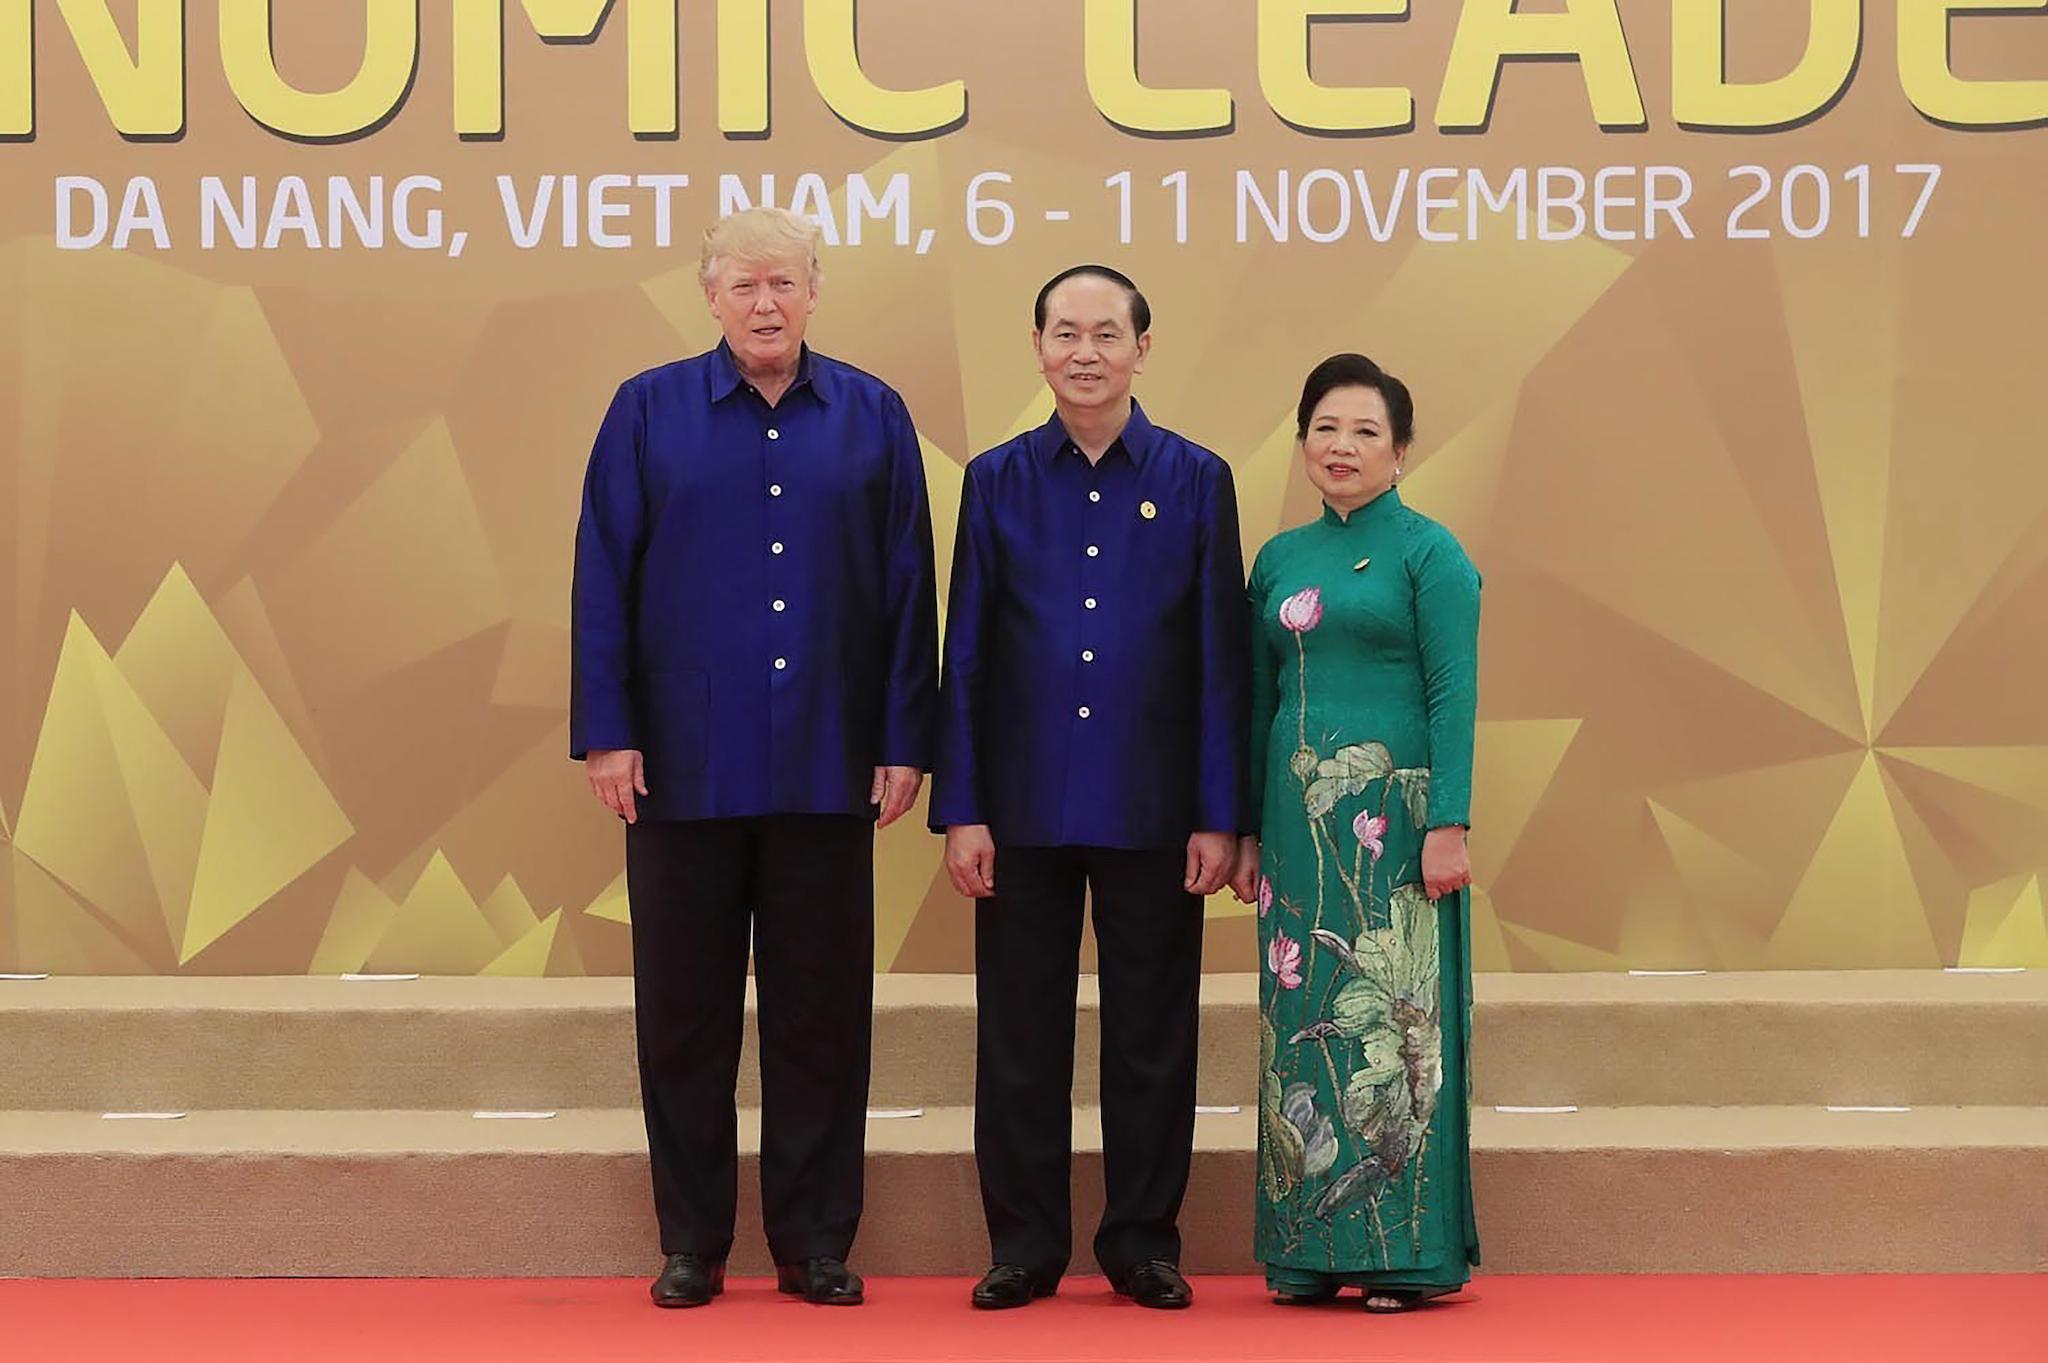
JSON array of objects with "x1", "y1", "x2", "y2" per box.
[{"x1": 5, "y1": 5, "x2": 2045, "y2": 973}]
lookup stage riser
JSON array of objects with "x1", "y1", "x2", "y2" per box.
[
  {"x1": 9, "y1": 974, "x2": 2042, "y2": 1278},
  {"x1": 1478, "y1": 999, "x2": 2048, "y2": 1108},
  {"x1": 5, "y1": 1141, "x2": 2042, "y2": 1277},
  {"x1": 10, "y1": 979, "x2": 2046, "y2": 1111},
  {"x1": 2, "y1": 1004, "x2": 1256, "y2": 1111}
]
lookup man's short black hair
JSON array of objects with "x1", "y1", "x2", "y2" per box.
[{"x1": 1033, "y1": 264, "x2": 1151, "y2": 336}]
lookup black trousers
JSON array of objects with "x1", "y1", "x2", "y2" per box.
[
  {"x1": 973, "y1": 844, "x2": 1205, "y2": 1282},
  {"x1": 625, "y1": 814, "x2": 874, "y2": 1264}
]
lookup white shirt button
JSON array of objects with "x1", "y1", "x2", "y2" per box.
[
  {"x1": 773, "y1": 600, "x2": 787, "y2": 613},
  {"x1": 1089, "y1": 491, "x2": 1102, "y2": 503},
  {"x1": 1084, "y1": 597, "x2": 1098, "y2": 610},
  {"x1": 768, "y1": 429, "x2": 780, "y2": 441},
  {"x1": 1081, "y1": 650, "x2": 1095, "y2": 663},
  {"x1": 1086, "y1": 545, "x2": 1100, "y2": 557},
  {"x1": 1078, "y1": 706, "x2": 1091, "y2": 719},
  {"x1": 774, "y1": 657, "x2": 788, "y2": 670},
  {"x1": 770, "y1": 484, "x2": 783, "y2": 497},
  {"x1": 771, "y1": 542, "x2": 785, "y2": 555}
]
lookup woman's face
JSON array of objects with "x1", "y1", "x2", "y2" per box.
[{"x1": 1302, "y1": 384, "x2": 1404, "y2": 511}]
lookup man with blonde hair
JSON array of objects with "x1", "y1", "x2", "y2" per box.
[{"x1": 572, "y1": 206, "x2": 938, "y2": 1308}]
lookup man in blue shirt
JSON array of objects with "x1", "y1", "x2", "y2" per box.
[
  {"x1": 933, "y1": 265, "x2": 1249, "y2": 1310},
  {"x1": 572, "y1": 207, "x2": 937, "y2": 1309}
]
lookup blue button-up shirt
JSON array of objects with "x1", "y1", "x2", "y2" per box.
[
  {"x1": 571, "y1": 342, "x2": 938, "y2": 822},
  {"x1": 931, "y1": 402, "x2": 1249, "y2": 848}
]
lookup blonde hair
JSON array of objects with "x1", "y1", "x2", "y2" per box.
[{"x1": 698, "y1": 207, "x2": 823, "y2": 288}]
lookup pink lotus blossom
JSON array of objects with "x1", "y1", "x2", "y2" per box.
[
  {"x1": 1353, "y1": 812, "x2": 1388, "y2": 862},
  {"x1": 1258, "y1": 876, "x2": 1273, "y2": 919},
  {"x1": 1278, "y1": 586, "x2": 1324, "y2": 633},
  {"x1": 1268, "y1": 929, "x2": 1304, "y2": 990}
]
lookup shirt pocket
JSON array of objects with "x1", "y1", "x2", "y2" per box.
[{"x1": 1121, "y1": 499, "x2": 1201, "y2": 605}]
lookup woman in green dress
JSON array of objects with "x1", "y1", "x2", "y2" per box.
[{"x1": 1230, "y1": 353, "x2": 1482, "y2": 1311}]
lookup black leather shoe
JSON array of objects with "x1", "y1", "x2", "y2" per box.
[
  {"x1": 971, "y1": 1264, "x2": 1057, "y2": 1309},
  {"x1": 776, "y1": 1256, "x2": 865, "y2": 1305},
  {"x1": 1112, "y1": 1259, "x2": 1193, "y2": 1310},
  {"x1": 650, "y1": 1253, "x2": 724, "y2": 1308}
]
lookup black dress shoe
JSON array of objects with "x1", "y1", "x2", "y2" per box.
[
  {"x1": 650, "y1": 1253, "x2": 724, "y2": 1308},
  {"x1": 776, "y1": 1256, "x2": 865, "y2": 1305},
  {"x1": 1112, "y1": 1259, "x2": 1193, "y2": 1310},
  {"x1": 971, "y1": 1264, "x2": 1058, "y2": 1309}
]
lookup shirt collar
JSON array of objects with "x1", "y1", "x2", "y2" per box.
[
  {"x1": 1318, "y1": 482, "x2": 1400, "y2": 523},
  {"x1": 1322, "y1": 485, "x2": 1403, "y2": 527},
  {"x1": 709, "y1": 340, "x2": 831, "y2": 405},
  {"x1": 1031, "y1": 398, "x2": 1157, "y2": 469}
]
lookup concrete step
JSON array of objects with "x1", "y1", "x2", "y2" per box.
[
  {"x1": 4, "y1": 1105, "x2": 2043, "y2": 1277},
  {"x1": 7, "y1": 972, "x2": 2045, "y2": 1111}
]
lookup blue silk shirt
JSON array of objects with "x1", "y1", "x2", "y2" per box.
[
  {"x1": 571, "y1": 343, "x2": 938, "y2": 822},
  {"x1": 931, "y1": 402, "x2": 1250, "y2": 849}
]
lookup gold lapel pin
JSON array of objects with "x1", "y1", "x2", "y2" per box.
[
  {"x1": 1353, "y1": 557, "x2": 1371, "y2": 572},
  {"x1": 1140, "y1": 500, "x2": 1157, "y2": 520}
]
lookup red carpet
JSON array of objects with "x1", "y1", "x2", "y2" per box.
[{"x1": 3, "y1": 1275, "x2": 2041, "y2": 1362}]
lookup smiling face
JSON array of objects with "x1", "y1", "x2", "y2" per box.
[
  {"x1": 1034, "y1": 274, "x2": 1150, "y2": 416},
  {"x1": 1302, "y1": 383, "x2": 1405, "y2": 511},
  {"x1": 704, "y1": 253, "x2": 817, "y2": 376}
]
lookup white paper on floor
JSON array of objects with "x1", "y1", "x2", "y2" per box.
[
  {"x1": 1194, "y1": 1105, "x2": 1243, "y2": 1114},
  {"x1": 101, "y1": 1112, "x2": 187, "y2": 1120},
  {"x1": 341, "y1": 972, "x2": 420, "y2": 982},
  {"x1": 1494, "y1": 1105, "x2": 1579, "y2": 1114},
  {"x1": 472, "y1": 1111, "x2": 558, "y2": 1120},
  {"x1": 1, "y1": 972, "x2": 51, "y2": 981},
  {"x1": 1826, "y1": 1105, "x2": 1911, "y2": 1113},
  {"x1": 866, "y1": 1108, "x2": 925, "y2": 1120}
]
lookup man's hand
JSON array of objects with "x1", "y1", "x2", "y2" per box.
[
  {"x1": 1228, "y1": 836, "x2": 1261, "y2": 905},
  {"x1": 944, "y1": 824, "x2": 997, "y2": 899},
  {"x1": 586, "y1": 749, "x2": 647, "y2": 824},
  {"x1": 1185, "y1": 830, "x2": 1235, "y2": 896},
  {"x1": 871, "y1": 765, "x2": 924, "y2": 829}
]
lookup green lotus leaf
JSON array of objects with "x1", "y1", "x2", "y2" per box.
[
  {"x1": 1261, "y1": 1104, "x2": 1305, "y2": 1200},
  {"x1": 1304, "y1": 742, "x2": 1394, "y2": 818},
  {"x1": 1329, "y1": 977, "x2": 1391, "y2": 1039},
  {"x1": 1394, "y1": 767, "x2": 1431, "y2": 830},
  {"x1": 1340, "y1": 1040, "x2": 1406, "y2": 1136}
]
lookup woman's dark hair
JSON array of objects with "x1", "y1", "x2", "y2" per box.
[
  {"x1": 1295, "y1": 353, "x2": 1415, "y2": 446},
  {"x1": 1033, "y1": 264, "x2": 1152, "y2": 336}
]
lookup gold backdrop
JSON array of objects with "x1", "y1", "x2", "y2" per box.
[{"x1": 4, "y1": 1, "x2": 2047, "y2": 975}]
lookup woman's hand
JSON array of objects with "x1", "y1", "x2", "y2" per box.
[{"x1": 1422, "y1": 825, "x2": 1472, "y2": 901}]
